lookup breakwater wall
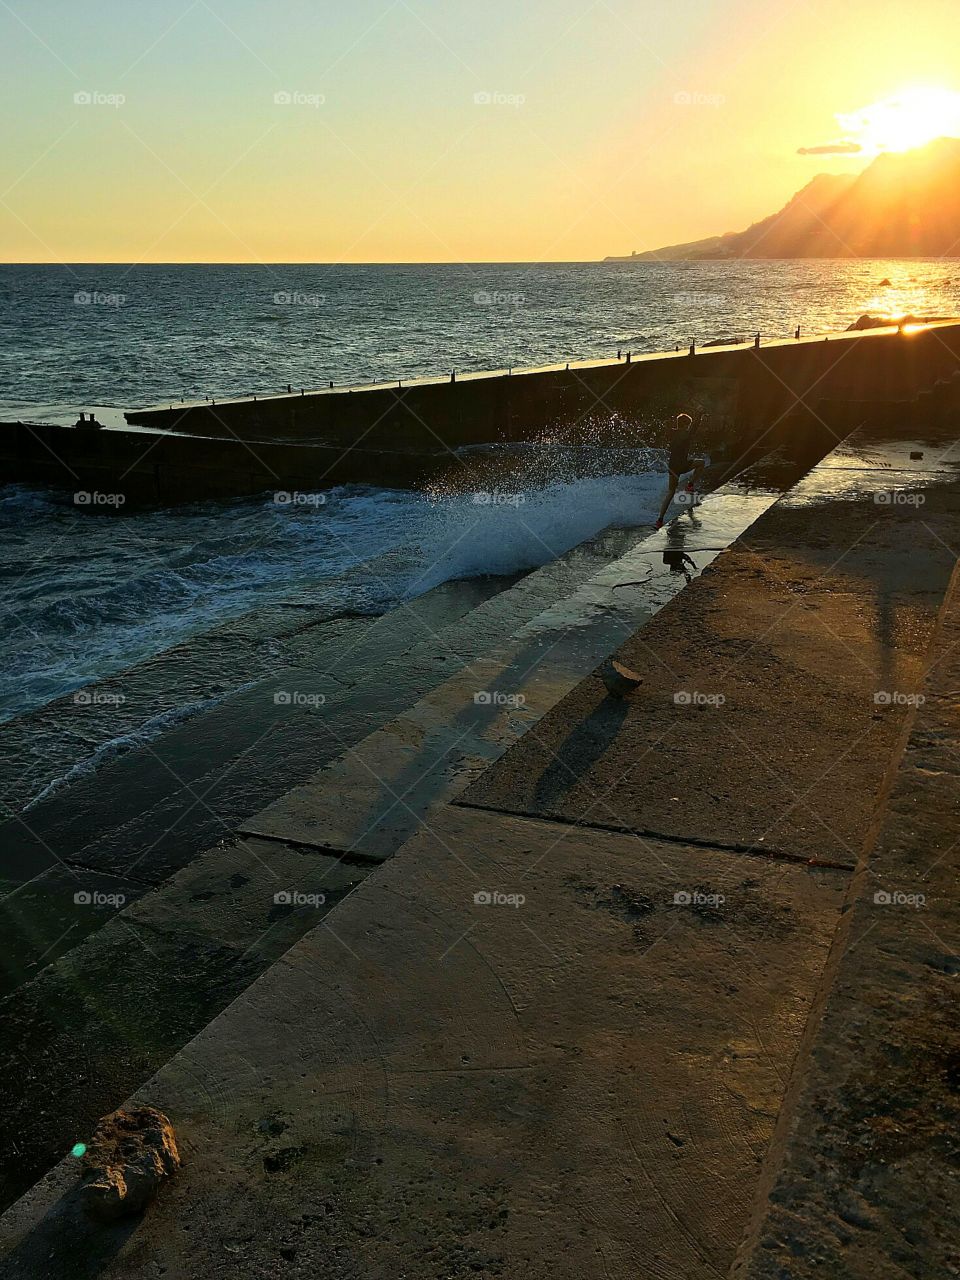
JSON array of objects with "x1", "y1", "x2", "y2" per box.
[
  {"x1": 0, "y1": 421, "x2": 455, "y2": 505},
  {"x1": 3, "y1": 323, "x2": 958, "y2": 506},
  {"x1": 125, "y1": 322, "x2": 960, "y2": 451}
]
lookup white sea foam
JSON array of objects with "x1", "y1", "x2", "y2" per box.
[
  {"x1": 1, "y1": 457, "x2": 668, "y2": 723},
  {"x1": 23, "y1": 685, "x2": 258, "y2": 809},
  {"x1": 410, "y1": 469, "x2": 665, "y2": 591}
]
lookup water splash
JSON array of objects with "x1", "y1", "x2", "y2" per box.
[{"x1": 0, "y1": 446, "x2": 668, "y2": 721}]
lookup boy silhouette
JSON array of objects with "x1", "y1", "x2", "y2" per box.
[{"x1": 655, "y1": 412, "x2": 705, "y2": 530}]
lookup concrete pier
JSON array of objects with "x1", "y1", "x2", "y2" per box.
[
  {"x1": 122, "y1": 323, "x2": 960, "y2": 451},
  {"x1": 0, "y1": 419, "x2": 456, "y2": 505},
  {"x1": 2, "y1": 321, "x2": 959, "y2": 505},
  {"x1": 732, "y1": 565, "x2": 960, "y2": 1277},
  {"x1": 1, "y1": 417, "x2": 958, "y2": 1278}
]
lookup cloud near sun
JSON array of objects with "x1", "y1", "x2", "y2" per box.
[
  {"x1": 799, "y1": 86, "x2": 960, "y2": 157},
  {"x1": 798, "y1": 142, "x2": 863, "y2": 156}
]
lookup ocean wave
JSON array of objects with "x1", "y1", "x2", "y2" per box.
[
  {"x1": 1, "y1": 454, "x2": 669, "y2": 722},
  {"x1": 22, "y1": 684, "x2": 259, "y2": 810}
]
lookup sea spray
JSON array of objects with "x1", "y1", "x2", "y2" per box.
[{"x1": 1, "y1": 443, "x2": 668, "y2": 722}]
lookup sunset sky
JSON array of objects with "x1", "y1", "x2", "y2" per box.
[{"x1": 2, "y1": 0, "x2": 960, "y2": 262}]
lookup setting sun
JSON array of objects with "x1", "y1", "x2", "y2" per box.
[{"x1": 838, "y1": 85, "x2": 960, "y2": 153}]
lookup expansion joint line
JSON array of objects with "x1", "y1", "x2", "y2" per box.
[
  {"x1": 451, "y1": 802, "x2": 856, "y2": 872},
  {"x1": 235, "y1": 828, "x2": 383, "y2": 867}
]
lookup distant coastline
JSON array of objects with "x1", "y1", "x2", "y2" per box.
[{"x1": 606, "y1": 136, "x2": 960, "y2": 262}]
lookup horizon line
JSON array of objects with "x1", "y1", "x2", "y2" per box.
[{"x1": 2, "y1": 255, "x2": 958, "y2": 267}]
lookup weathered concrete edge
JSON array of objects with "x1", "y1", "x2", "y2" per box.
[{"x1": 728, "y1": 559, "x2": 960, "y2": 1279}]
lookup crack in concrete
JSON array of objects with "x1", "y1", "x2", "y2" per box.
[{"x1": 451, "y1": 800, "x2": 856, "y2": 872}]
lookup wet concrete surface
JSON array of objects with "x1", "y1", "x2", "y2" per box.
[
  {"x1": 242, "y1": 483, "x2": 784, "y2": 862},
  {"x1": 0, "y1": 837, "x2": 366, "y2": 1219},
  {"x1": 462, "y1": 434, "x2": 960, "y2": 866},
  {"x1": 0, "y1": 522, "x2": 656, "y2": 1214},
  {"x1": 0, "y1": 576, "x2": 510, "y2": 820},
  {"x1": 1, "y1": 426, "x2": 957, "y2": 1276}
]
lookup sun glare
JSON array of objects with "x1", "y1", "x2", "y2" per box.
[{"x1": 837, "y1": 86, "x2": 960, "y2": 154}]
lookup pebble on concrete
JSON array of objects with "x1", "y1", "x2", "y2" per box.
[{"x1": 80, "y1": 1106, "x2": 181, "y2": 1222}]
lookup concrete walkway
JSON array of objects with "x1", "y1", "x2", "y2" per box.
[
  {"x1": 463, "y1": 430, "x2": 960, "y2": 866},
  {"x1": 0, "y1": 524, "x2": 671, "y2": 1214},
  {"x1": 242, "y1": 484, "x2": 780, "y2": 862},
  {"x1": 1, "y1": 424, "x2": 958, "y2": 1279},
  {"x1": 732, "y1": 564, "x2": 960, "y2": 1280},
  {"x1": 0, "y1": 809, "x2": 846, "y2": 1280}
]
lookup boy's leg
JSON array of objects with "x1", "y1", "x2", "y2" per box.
[
  {"x1": 684, "y1": 457, "x2": 706, "y2": 492},
  {"x1": 656, "y1": 472, "x2": 679, "y2": 527}
]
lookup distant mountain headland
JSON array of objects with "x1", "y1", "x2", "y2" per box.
[{"x1": 607, "y1": 137, "x2": 960, "y2": 260}]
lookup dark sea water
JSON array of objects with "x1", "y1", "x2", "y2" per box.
[
  {"x1": 1, "y1": 259, "x2": 957, "y2": 414},
  {"x1": 1, "y1": 259, "x2": 957, "y2": 735}
]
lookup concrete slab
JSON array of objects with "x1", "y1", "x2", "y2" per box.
[
  {"x1": 0, "y1": 866, "x2": 147, "y2": 997},
  {"x1": 817, "y1": 425, "x2": 960, "y2": 474},
  {"x1": 731, "y1": 566, "x2": 960, "y2": 1280},
  {"x1": 0, "y1": 520, "x2": 709, "y2": 1204},
  {"x1": 0, "y1": 524, "x2": 654, "y2": 901},
  {"x1": 0, "y1": 836, "x2": 368, "y2": 1216},
  {"x1": 0, "y1": 576, "x2": 507, "y2": 821},
  {"x1": 462, "y1": 446, "x2": 960, "y2": 866},
  {"x1": 243, "y1": 483, "x2": 784, "y2": 860},
  {"x1": 123, "y1": 836, "x2": 367, "y2": 952},
  {"x1": 0, "y1": 666, "x2": 347, "y2": 889},
  {"x1": 777, "y1": 464, "x2": 960, "y2": 508},
  {"x1": 0, "y1": 808, "x2": 846, "y2": 1280}
]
